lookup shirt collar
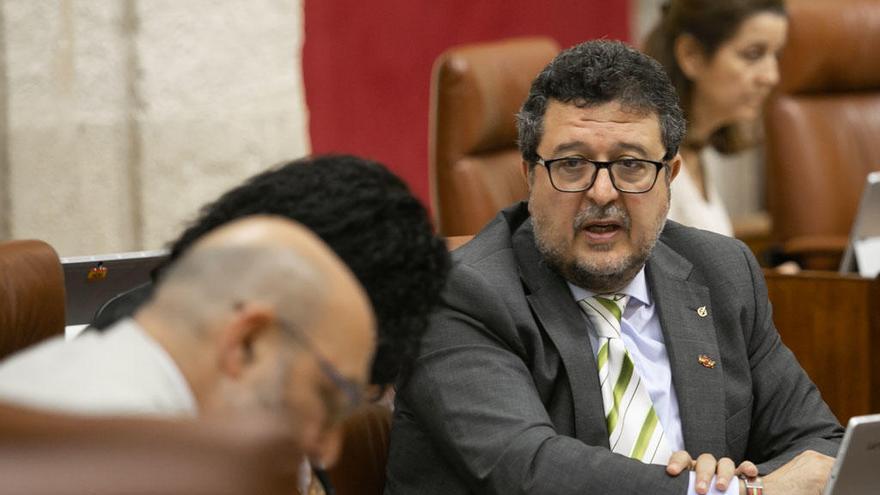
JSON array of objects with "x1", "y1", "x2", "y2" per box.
[{"x1": 567, "y1": 266, "x2": 651, "y2": 308}]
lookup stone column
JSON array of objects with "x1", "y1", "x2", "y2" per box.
[
  {"x1": 0, "y1": 0, "x2": 309, "y2": 256},
  {"x1": 632, "y1": 0, "x2": 664, "y2": 45}
]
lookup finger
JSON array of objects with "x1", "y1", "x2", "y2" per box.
[
  {"x1": 693, "y1": 453, "x2": 717, "y2": 495},
  {"x1": 735, "y1": 460, "x2": 759, "y2": 478},
  {"x1": 714, "y1": 457, "x2": 736, "y2": 491},
  {"x1": 665, "y1": 450, "x2": 693, "y2": 476}
]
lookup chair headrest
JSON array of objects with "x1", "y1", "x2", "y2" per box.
[
  {"x1": 431, "y1": 37, "x2": 560, "y2": 158},
  {"x1": 0, "y1": 239, "x2": 65, "y2": 359},
  {"x1": 779, "y1": 1, "x2": 880, "y2": 94}
]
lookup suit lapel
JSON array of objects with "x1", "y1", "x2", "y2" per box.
[
  {"x1": 513, "y1": 221, "x2": 610, "y2": 448},
  {"x1": 647, "y1": 241, "x2": 726, "y2": 457}
]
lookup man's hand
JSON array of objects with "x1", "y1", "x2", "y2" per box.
[
  {"x1": 762, "y1": 450, "x2": 834, "y2": 495},
  {"x1": 666, "y1": 451, "x2": 758, "y2": 494}
]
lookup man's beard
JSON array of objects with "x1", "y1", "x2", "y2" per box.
[{"x1": 534, "y1": 201, "x2": 667, "y2": 293}]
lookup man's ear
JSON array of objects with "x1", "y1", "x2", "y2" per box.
[
  {"x1": 668, "y1": 153, "x2": 682, "y2": 182},
  {"x1": 521, "y1": 160, "x2": 533, "y2": 188},
  {"x1": 673, "y1": 34, "x2": 706, "y2": 81},
  {"x1": 217, "y1": 302, "x2": 275, "y2": 380}
]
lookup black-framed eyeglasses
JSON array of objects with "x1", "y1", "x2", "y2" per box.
[
  {"x1": 276, "y1": 317, "x2": 364, "y2": 424},
  {"x1": 536, "y1": 155, "x2": 667, "y2": 193}
]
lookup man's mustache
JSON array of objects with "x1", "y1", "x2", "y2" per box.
[{"x1": 573, "y1": 204, "x2": 631, "y2": 231}]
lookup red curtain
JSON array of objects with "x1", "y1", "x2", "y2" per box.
[{"x1": 303, "y1": 0, "x2": 630, "y2": 209}]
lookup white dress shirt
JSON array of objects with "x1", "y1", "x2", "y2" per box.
[
  {"x1": 0, "y1": 318, "x2": 197, "y2": 417},
  {"x1": 668, "y1": 160, "x2": 734, "y2": 237}
]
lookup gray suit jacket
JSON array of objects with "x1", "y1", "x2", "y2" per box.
[{"x1": 385, "y1": 203, "x2": 843, "y2": 495}]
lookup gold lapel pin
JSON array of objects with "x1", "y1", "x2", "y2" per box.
[
  {"x1": 697, "y1": 306, "x2": 708, "y2": 317},
  {"x1": 698, "y1": 354, "x2": 716, "y2": 369}
]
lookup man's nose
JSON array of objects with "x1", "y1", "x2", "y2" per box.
[{"x1": 585, "y1": 168, "x2": 619, "y2": 205}]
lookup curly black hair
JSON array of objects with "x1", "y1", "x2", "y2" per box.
[
  {"x1": 164, "y1": 154, "x2": 450, "y2": 386},
  {"x1": 517, "y1": 40, "x2": 686, "y2": 165}
]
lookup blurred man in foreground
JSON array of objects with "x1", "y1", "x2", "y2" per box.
[
  {"x1": 0, "y1": 215, "x2": 375, "y2": 465},
  {"x1": 82, "y1": 154, "x2": 450, "y2": 493}
]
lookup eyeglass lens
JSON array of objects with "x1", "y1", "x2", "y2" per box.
[{"x1": 548, "y1": 158, "x2": 659, "y2": 193}]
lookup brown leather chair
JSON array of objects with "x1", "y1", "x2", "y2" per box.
[
  {"x1": 764, "y1": 0, "x2": 880, "y2": 270},
  {"x1": 0, "y1": 240, "x2": 65, "y2": 359},
  {"x1": 430, "y1": 37, "x2": 560, "y2": 236},
  {"x1": 326, "y1": 403, "x2": 392, "y2": 495},
  {"x1": 0, "y1": 404, "x2": 302, "y2": 495},
  {"x1": 445, "y1": 234, "x2": 474, "y2": 251}
]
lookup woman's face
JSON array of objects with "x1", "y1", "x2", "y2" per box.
[{"x1": 689, "y1": 12, "x2": 789, "y2": 124}]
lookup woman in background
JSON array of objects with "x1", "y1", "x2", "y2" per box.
[{"x1": 644, "y1": 0, "x2": 788, "y2": 236}]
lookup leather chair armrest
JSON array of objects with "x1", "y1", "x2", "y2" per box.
[
  {"x1": 782, "y1": 235, "x2": 849, "y2": 271},
  {"x1": 733, "y1": 212, "x2": 774, "y2": 266}
]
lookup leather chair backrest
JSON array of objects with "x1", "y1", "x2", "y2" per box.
[
  {"x1": 0, "y1": 240, "x2": 65, "y2": 359},
  {"x1": 764, "y1": 0, "x2": 880, "y2": 267},
  {"x1": 327, "y1": 403, "x2": 392, "y2": 495},
  {"x1": 430, "y1": 37, "x2": 560, "y2": 236}
]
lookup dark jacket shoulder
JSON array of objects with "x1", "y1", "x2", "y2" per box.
[{"x1": 657, "y1": 220, "x2": 758, "y2": 287}]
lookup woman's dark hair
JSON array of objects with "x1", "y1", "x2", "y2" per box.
[
  {"x1": 643, "y1": 0, "x2": 786, "y2": 152},
  {"x1": 165, "y1": 154, "x2": 450, "y2": 386}
]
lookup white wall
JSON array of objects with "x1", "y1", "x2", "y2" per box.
[
  {"x1": 632, "y1": 0, "x2": 664, "y2": 46},
  {"x1": 0, "y1": 0, "x2": 309, "y2": 256}
]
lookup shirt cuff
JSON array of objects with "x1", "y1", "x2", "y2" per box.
[{"x1": 687, "y1": 471, "x2": 739, "y2": 495}]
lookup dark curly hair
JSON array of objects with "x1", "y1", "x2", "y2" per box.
[
  {"x1": 164, "y1": 154, "x2": 450, "y2": 386},
  {"x1": 517, "y1": 40, "x2": 686, "y2": 165}
]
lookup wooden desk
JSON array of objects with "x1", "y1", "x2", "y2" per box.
[{"x1": 765, "y1": 270, "x2": 880, "y2": 423}]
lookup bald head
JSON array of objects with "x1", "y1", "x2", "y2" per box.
[
  {"x1": 147, "y1": 216, "x2": 373, "y2": 338},
  {"x1": 193, "y1": 215, "x2": 359, "y2": 295},
  {"x1": 137, "y1": 217, "x2": 375, "y2": 435}
]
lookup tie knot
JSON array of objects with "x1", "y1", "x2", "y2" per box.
[
  {"x1": 578, "y1": 294, "x2": 629, "y2": 340},
  {"x1": 594, "y1": 294, "x2": 628, "y2": 322}
]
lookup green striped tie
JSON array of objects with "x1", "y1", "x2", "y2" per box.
[{"x1": 579, "y1": 294, "x2": 672, "y2": 465}]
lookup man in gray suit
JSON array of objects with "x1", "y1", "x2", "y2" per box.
[{"x1": 385, "y1": 40, "x2": 843, "y2": 495}]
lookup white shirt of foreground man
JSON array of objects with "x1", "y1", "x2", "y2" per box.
[{"x1": 0, "y1": 216, "x2": 375, "y2": 469}]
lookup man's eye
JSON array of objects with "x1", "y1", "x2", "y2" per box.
[
  {"x1": 560, "y1": 158, "x2": 587, "y2": 169},
  {"x1": 618, "y1": 160, "x2": 644, "y2": 169}
]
